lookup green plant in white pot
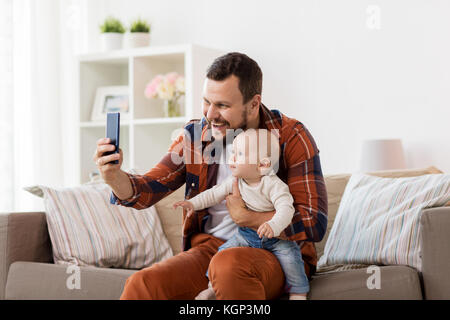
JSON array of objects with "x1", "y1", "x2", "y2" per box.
[
  {"x1": 125, "y1": 18, "x2": 151, "y2": 48},
  {"x1": 99, "y1": 16, "x2": 126, "y2": 51}
]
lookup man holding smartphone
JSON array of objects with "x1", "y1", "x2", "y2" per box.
[{"x1": 93, "y1": 52, "x2": 328, "y2": 300}]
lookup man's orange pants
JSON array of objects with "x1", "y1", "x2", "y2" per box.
[{"x1": 120, "y1": 233, "x2": 286, "y2": 300}]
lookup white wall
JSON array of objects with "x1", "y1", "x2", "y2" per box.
[{"x1": 86, "y1": 0, "x2": 450, "y2": 175}]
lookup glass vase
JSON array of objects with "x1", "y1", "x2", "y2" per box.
[{"x1": 163, "y1": 99, "x2": 181, "y2": 118}]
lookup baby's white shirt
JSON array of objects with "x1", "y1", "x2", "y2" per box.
[
  {"x1": 203, "y1": 148, "x2": 238, "y2": 241},
  {"x1": 189, "y1": 174, "x2": 295, "y2": 237}
]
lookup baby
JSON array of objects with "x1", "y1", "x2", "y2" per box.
[{"x1": 173, "y1": 128, "x2": 309, "y2": 300}]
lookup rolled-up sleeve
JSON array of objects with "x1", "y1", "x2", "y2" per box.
[
  {"x1": 110, "y1": 171, "x2": 145, "y2": 207},
  {"x1": 110, "y1": 130, "x2": 186, "y2": 210}
]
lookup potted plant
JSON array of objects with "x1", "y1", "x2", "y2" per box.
[
  {"x1": 125, "y1": 18, "x2": 151, "y2": 48},
  {"x1": 99, "y1": 16, "x2": 126, "y2": 51}
]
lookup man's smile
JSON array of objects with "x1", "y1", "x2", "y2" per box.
[{"x1": 211, "y1": 122, "x2": 228, "y2": 130}]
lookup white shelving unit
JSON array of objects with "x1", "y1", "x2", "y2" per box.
[{"x1": 76, "y1": 44, "x2": 225, "y2": 184}]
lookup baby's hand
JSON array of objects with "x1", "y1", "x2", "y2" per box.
[
  {"x1": 173, "y1": 201, "x2": 195, "y2": 217},
  {"x1": 257, "y1": 222, "x2": 274, "y2": 239}
]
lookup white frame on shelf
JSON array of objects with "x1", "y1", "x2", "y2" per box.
[
  {"x1": 90, "y1": 85, "x2": 130, "y2": 121},
  {"x1": 75, "y1": 44, "x2": 225, "y2": 185}
]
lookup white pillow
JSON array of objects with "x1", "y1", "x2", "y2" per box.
[
  {"x1": 25, "y1": 182, "x2": 173, "y2": 269},
  {"x1": 318, "y1": 173, "x2": 450, "y2": 272}
]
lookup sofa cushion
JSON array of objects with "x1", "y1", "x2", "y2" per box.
[
  {"x1": 25, "y1": 182, "x2": 173, "y2": 269},
  {"x1": 7, "y1": 263, "x2": 422, "y2": 300},
  {"x1": 317, "y1": 174, "x2": 352, "y2": 259},
  {"x1": 5, "y1": 261, "x2": 137, "y2": 300},
  {"x1": 309, "y1": 265, "x2": 422, "y2": 300},
  {"x1": 318, "y1": 173, "x2": 450, "y2": 272},
  {"x1": 316, "y1": 166, "x2": 443, "y2": 260},
  {"x1": 154, "y1": 186, "x2": 184, "y2": 256}
]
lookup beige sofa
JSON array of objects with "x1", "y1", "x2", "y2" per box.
[{"x1": 1, "y1": 166, "x2": 449, "y2": 300}]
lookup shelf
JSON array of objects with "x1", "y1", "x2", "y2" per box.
[
  {"x1": 79, "y1": 62, "x2": 129, "y2": 123},
  {"x1": 79, "y1": 118, "x2": 186, "y2": 128},
  {"x1": 133, "y1": 55, "x2": 185, "y2": 119},
  {"x1": 78, "y1": 44, "x2": 193, "y2": 63},
  {"x1": 133, "y1": 117, "x2": 187, "y2": 125},
  {"x1": 76, "y1": 44, "x2": 225, "y2": 184},
  {"x1": 133, "y1": 123, "x2": 185, "y2": 171},
  {"x1": 79, "y1": 120, "x2": 130, "y2": 128}
]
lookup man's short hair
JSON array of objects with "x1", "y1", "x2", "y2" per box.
[{"x1": 206, "y1": 52, "x2": 263, "y2": 104}]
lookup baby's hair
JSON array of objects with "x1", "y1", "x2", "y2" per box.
[{"x1": 233, "y1": 128, "x2": 280, "y2": 174}]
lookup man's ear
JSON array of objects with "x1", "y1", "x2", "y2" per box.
[{"x1": 248, "y1": 94, "x2": 261, "y2": 114}]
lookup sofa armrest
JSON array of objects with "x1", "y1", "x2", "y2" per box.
[
  {"x1": 420, "y1": 206, "x2": 450, "y2": 300},
  {"x1": 0, "y1": 212, "x2": 53, "y2": 299}
]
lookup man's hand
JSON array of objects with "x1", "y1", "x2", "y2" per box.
[
  {"x1": 226, "y1": 177, "x2": 278, "y2": 232},
  {"x1": 225, "y1": 178, "x2": 248, "y2": 226},
  {"x1": 257, "y1": 222, "x2": 274, "y2": 239},
  {"x1": 93, "y1": 138, "x2": 123, "y2": 184},
  {"x1": 93, "y1": 138, "x2": 133, "y2": 201},
  {"x1": 173, "y1": 200, "x2": 195, "y2": 217}
]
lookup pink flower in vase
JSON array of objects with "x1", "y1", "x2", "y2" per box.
[
  {"x1": 144, "y1": 74, "x2": 163, "y2": 98},
  {"x1": 165, "y1": 72, "x2": 179, "y2": 85}
]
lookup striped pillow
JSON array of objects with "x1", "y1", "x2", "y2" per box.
[
  {"x1": 36, "y1": 182, "x2": 173, "y2": 269},
  {"x1": 318, "y1": 173, "x2": 450, "y2": 272}
]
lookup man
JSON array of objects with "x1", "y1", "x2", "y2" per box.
[{"x1": 93, "y1": 52, "x2": 328, "y2": 300}]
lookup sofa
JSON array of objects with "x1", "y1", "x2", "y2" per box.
[{"x1": 1, "y1": 166, "x2": 449, "y2": 300}]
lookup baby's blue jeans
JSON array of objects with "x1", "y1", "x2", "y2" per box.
[{"x1": 207, "y1": 227, "x2": 310, "y2": 294}]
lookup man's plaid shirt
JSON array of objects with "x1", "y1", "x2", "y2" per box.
[{"x1": 111, "y1": 103, "x2": 328, "y2": 277}]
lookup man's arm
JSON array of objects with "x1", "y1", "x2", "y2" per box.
[
  {"x1": 95, "y1": 130, "x2": 187, "y2": 210},
  {"x1": 242, "y1": 210, "x2": 276, "y2": 229},
  {"x1": 279, "y1": 122, "x2": 328, "y2": 242},
  {"x1": 109, "y1": 169, "x2": 134, "y2": 200},
  {"x1": 93, "y1": 143, "x2": 134, "y2": 200},
  {"x1": 225, "y1": 178, "x2": 280, "y2": 232},
  {"x1": 226, "y1": 193, "x2": 289, "y2": 240}
]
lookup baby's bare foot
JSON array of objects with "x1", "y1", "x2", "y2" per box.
[
  {"x1": 195, "y1": 283, "x2": 216, "y2": 300},
  {"x1": 289, "y1": 293, "x2": 307, "y2": 300}
]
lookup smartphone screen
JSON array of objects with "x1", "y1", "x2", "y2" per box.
[{"x1": 105, "y1": 112, "x2": 120, "y2": 164}]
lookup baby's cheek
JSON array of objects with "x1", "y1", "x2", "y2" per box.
[{"x1": 238, "y1": 164, "x2": 258, "y2": 175}]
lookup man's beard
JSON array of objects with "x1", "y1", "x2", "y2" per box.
[{"x1": 206, "y1": 108, "x2": 248, "y2": 145}]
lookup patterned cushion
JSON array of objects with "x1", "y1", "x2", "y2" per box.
[
  {"x1": 317, "y1": 166, "x2": 443, "y2": 260},
  {"x1": 27, "y1": 182, "x2": 173, "y2": 268},
  {"x1": 318, "y1": 173, "x2": 450, "y2": 272}
]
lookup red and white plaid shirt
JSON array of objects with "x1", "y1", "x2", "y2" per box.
[{"x1": 111, "y1": 103, "x2": 328, "y2": 277}]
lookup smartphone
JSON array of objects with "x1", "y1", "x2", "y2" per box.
[{"x1": 105, "y1": 112, "x2": 120, "y2": 164}]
